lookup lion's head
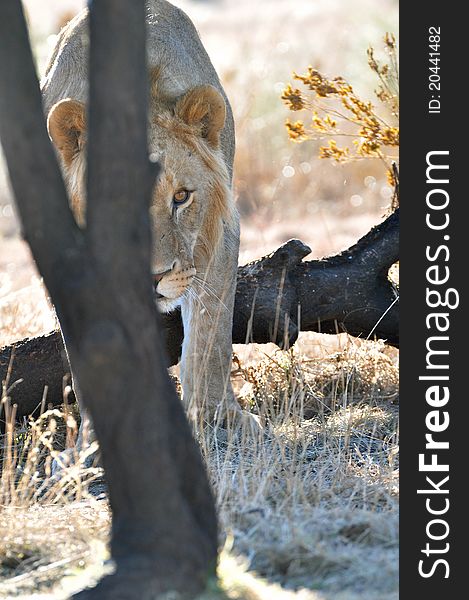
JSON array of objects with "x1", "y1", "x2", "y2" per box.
[{"x1": 47, "y1": 83, "x2": 236, "y2": 313}]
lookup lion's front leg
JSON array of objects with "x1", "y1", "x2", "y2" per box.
[{"x1": 179, "y1": 241, "x2": 239, "y2": 424}]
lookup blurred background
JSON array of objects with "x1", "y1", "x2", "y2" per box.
[{"x1": 0, "y1": 0, "x2": 398, "y2": 346}]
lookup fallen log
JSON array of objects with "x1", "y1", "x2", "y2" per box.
[{"x1": 1, "y1": 209, "x2": 398, "y2": 421}]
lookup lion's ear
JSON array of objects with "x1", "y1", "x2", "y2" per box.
[
  {"x1": 175, "y1": 85, "x2": 226, "y2": 148},
  {"x1": 47, "y1": 99, "x2": 86, "y2": 166}
]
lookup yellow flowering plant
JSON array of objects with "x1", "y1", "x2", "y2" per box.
[{"x1": 282, "y1": 33, "x2": 399, "y2": 205}]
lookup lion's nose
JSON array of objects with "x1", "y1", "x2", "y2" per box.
[
  {"x1": 153, "y1": 260, "x2": 179, "y2": 282},
  {"x1": 153, "y1": 267, "x2": 173, "y2": 298},
  {"x1": 153, "y1": 269, "x2": 171, "y2": 284}
]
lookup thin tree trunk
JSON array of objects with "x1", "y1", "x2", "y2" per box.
[{"x1": 0, "y1": 1, "x2": 218, "y2": 598}]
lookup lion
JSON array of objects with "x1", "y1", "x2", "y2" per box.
[{"x1": 41, "y1": 0, "x2": 250, "y2": 445}]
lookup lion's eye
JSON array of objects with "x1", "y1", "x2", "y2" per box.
[{"x1": 173, "y1": 190, "x2": 192, "y2": 205}]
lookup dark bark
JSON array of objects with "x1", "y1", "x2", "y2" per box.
[
  {"x1": 1, "y1": 209, "x2": 399, "y2": 421},
  {"x1": 234, "y1": 208, "x2": 399, "y2": 347},
  {"x1": 0, "y1": 2, "x2": 217, "y2": 598},
  {"x1": 0, "y1": 332, "x2": 73, "y2": 420}
]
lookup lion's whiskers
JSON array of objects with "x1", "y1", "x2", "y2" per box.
[
  {"x1": 193, "y1": 275, "x2": 229, "y2": 312},
  {"x1": 185, "y1": 286, "x2": 213, "y2": 323}
]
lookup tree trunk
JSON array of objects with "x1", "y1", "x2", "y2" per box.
[{"x1": 0, "y1": 1, "x2": 218, "y2": 598}]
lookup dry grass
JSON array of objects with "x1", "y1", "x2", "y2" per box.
[
  {"x1": 1, "y1": 334, "x2": 399, "y2": 599},
  {"x1": 204, "y1": 339, "x2": 399, "y2": 598},
  {"x1": 1, "y1": 1, "x2": 398, "y2": 598},
  {"x1": 0, "y1": 269, "x2": 57, "y2": 347}
]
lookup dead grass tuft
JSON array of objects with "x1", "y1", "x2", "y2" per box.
[{"x1": 236, "y1": 340, "x2": 398, "y2": 419}]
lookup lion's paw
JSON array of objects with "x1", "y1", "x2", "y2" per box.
[{"x1": 220, "y1": 405, "x2": 264, "y2": 437}]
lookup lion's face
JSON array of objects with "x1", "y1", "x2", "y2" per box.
[
  {"x1": 47, "y1": 85, "x2": 233, "y2": 313},
  {"x1": 148, "y1": 121, "x2": 221, "y2": 312}
]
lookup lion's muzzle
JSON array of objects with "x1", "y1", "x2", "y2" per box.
[{"x1": 153, "y1": 265, "x2": 197, "y2": 309}]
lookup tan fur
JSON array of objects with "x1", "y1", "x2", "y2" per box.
[
  {"x1": 152, "y1": 97, "x2": 235, "y2": 262},
  {"x1": 47, "y1": 99, "x2": 86, "y2": 166},
  {"x1": 175, "y1": 85, "x2": 226, "y2": 149},
  {"x1": 47, "y1": 99, "x2": 87, "y2": 225},
  {"x1": 42, "y1": 1, "x2": 243, "y2": 433}
]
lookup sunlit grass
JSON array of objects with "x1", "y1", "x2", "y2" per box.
[{"x1": 1, "y1": 333, "x2": 398, "y2": 598}]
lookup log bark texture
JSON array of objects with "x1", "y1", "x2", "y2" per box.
[{"x1": 1, "y1": 209, "x2": 398, "y2": 421}]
